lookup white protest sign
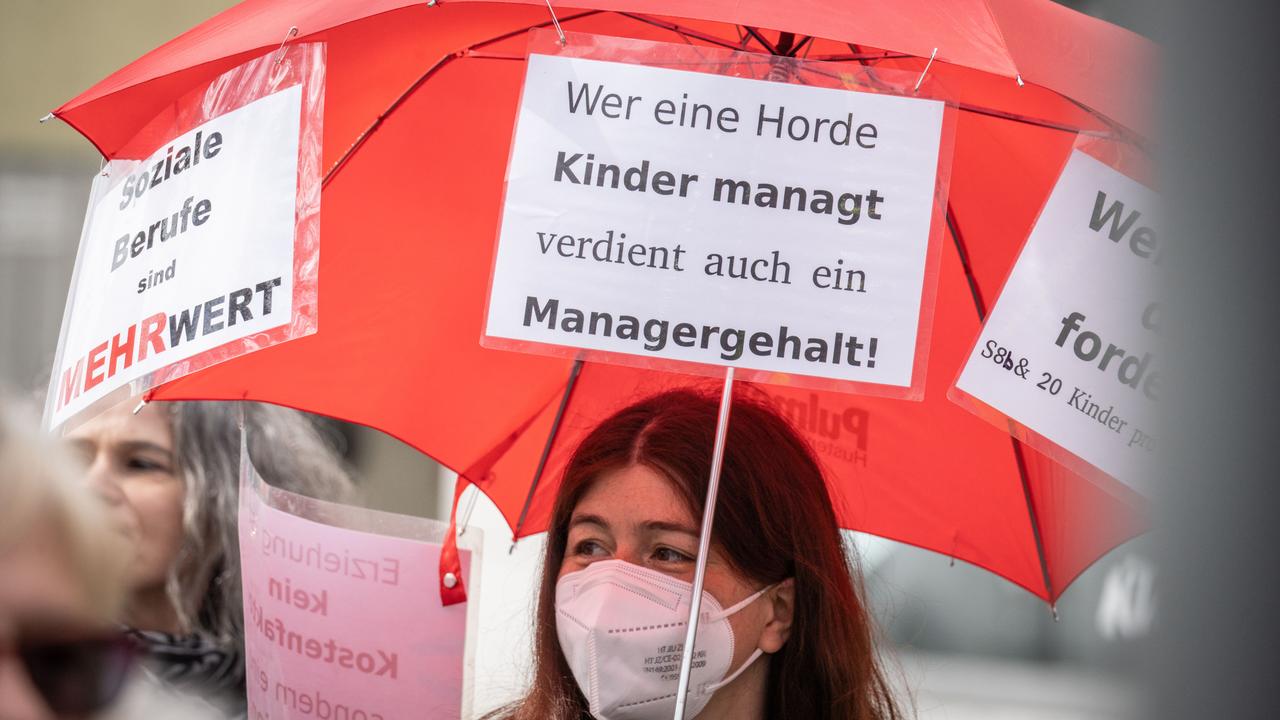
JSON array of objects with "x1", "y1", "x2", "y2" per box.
[
  {"x1": 953, "y1": 150, "x2": 1159, "y2": 490},
  {"x1": 485, "y1": 38, "x2": 948, "y2": 397},
  {"x1": 239, "y1": 466, "x2": 476, "y2": 720},
  {"x1": 47, "y1": 81, "x2": 309, "y2": 429}
]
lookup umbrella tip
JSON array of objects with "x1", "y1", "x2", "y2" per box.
[
  {"x1": 1050, "y1": 604, "x2": 1060, "y2": 622},
  {"x1": 1016, "y1": 73, "x2": 1025, "y2": 88},
  {"x1": 38, "y1": 112, "x2": 53, "y2": 124}
]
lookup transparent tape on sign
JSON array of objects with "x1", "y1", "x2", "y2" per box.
[{"x1": 44, "y1": 43, "x2": 325, "y2": 431}]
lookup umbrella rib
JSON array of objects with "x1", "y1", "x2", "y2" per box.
[
  {"x1": 511, "y1": 359, "x2": 584, "y2": 543},
  {"x1": 788, "y1": 35, "x2": 814, "y2": 57},
  {"x1": 953, "y1": 102, "x2": 1115, "y2": 138},
  {"x1": 741, "y1": 26, "x2": 779, "y2": 55},
  {"x1": 1008, "y1": 418, "x2": 1057, "y2": 608},
  {"x1": 616, "y1": 13, "x2": 745, "y2": 52},
  {"x1": 1061, "y1": 94, "x2": 1153, "y2": 153},
  {"x1": 845, "y1": 43, "x2": 1126, "y2": 140},
  {"x1": 322, "y1": 10, "x2": 603, "y2": 188},
  {"x1": 323, "y1": 52, "x2": 453, "y2": 187},
  {"x1": 807, "y1": 53, "x2": 913, "y2": 61},
  {"x1": 945, "y1": 206, "x2": 989, "y2": 315},
  {"x1": 946, "y1": 207, "x2": 1057, "y2": 605}
]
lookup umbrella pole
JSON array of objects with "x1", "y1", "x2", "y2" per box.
[{"x1": 673, "y1": 366, "x2": 736, "y2": 719}]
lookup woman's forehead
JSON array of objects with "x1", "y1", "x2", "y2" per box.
[
  {"x1": 572, "y1": 464, "x2": 696, "y2": 529},
  {"x1": 67, "y1": 399, "x2": 172, "y2": 448}
]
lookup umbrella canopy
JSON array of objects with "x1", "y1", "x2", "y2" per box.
[{"x1": 54, "y1": 0, "x2": 1152, "y2": 603}]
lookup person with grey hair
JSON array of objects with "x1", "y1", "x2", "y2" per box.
[{"x1": 67, "y1": 399, "x2": 355, "y2": 717}]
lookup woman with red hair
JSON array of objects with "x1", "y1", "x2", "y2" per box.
[{"x1": 493, "y1": 388, "x2": 902, "y2": 720}]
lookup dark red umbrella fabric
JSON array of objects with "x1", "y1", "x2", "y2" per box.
[{"x1": 54, "y1": 0, "x2": 1152, "y2": 603}]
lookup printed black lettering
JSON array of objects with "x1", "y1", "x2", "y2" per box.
[
  {"x1": 168, "y1": 306, "x2": 201, "y2": 347},
  {"x1": 524, "y1": 295, "x2": 558, "y2": 327}
]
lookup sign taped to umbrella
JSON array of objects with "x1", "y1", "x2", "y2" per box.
[
  {"x1": 484, "y1": 30, "x2": 955, "y2": 399},
  {"x1": 238, "y1": 427, "x2": 480, "y2": 719},
  {"x1": 951, "y1": 137, "x2": 1158, "y2": 492},
  {"x1": 43, "y1": 44, "x2": 324, "y2": 430}
]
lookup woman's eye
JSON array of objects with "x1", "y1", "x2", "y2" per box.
[
  {"x1": 126, "y1": 457, "x2": 166, "y2": 472},
  {"x1": 653, "y1": 546, "x2": 693, "y2": 564},
  {"x1": 573, "y1": 540, "x2": 608, "y2": 558}
]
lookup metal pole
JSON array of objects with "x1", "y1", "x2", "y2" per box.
[{"x1": 672, "y1": 366, "x2": 735, "y2": 719}]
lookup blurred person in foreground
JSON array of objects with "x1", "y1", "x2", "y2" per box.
[
  {"x1": 492, "y1": 388, "x2": 902, "y2": 720},
  {"x1": 65, "y1": 399, "x2": 355, "y2": 717},
  {"x1": 0, "y1": 399, "x2": 132, "y2": 719}
]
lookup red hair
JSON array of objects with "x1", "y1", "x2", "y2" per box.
[{"x1": 499, "y1": 387, "x2": 901, "y2": 719}]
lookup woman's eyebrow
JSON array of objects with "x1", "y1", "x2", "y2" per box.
[
  {"x1": 643, "y1": 520, "x2": 700, "y2": 537},
  {"x1": 569, "y1": 513, "x2": 609, "y2": 530},
  {"x1": 116, "y1": 439, "x2": 172, "y2": 456}
]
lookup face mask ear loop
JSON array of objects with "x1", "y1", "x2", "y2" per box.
[
  {"x1": 706, "y1": 648, "x2": 766, "y2": 693},
  {"x1": 709, "y1": 582, "x2": 775, "y2": 622}
]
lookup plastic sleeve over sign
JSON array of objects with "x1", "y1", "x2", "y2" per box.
[
  {"x1": 44, "y1": 43, "x2": 324, "y2": 431},
  {"x1": 947, "y1": 133, "x2": 1159, "y2": 495},
  {"x1": 480, "y1": 29, "x2": 956, "y2": 401},
  {"x1": 237, "y1": 426, "x2": 483, "y2": 719}
]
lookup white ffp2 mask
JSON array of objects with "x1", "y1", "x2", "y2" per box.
[{"x1": 555, "y1": 559, "x2": 772, "y2": 720}]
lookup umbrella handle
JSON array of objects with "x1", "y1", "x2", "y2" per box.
[{"x1": 672, "y1": 366, "x2": 735, "y2": 719}]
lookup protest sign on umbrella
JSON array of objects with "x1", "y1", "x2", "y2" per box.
[
  {"x1": 48, "y1": 0, "x2": 1151, "y2": 638},
  {"x1": 951, "y1": 137, "x2": 1159, "y2": 493},
  {"x1": 44, "y1": 44, "x2": 324, "y2": 431}
]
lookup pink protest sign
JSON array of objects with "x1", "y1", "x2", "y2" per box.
[{"x1": 238, "y1": 454, "x2": 475, "y2": 719}]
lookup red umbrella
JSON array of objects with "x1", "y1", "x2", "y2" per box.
[{"x1": 53, "y1": 0, "x2": 1151, "y2": 605}]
